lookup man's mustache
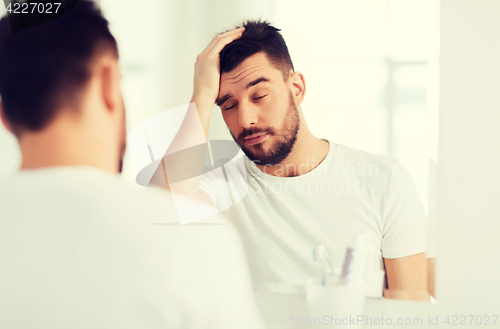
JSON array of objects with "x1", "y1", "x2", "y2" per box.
[{"x1": 238, "y1": 127, "x2": 275, "y2": 140}]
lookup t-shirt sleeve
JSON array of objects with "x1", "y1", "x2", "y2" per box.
[
  {"x1": 381, "y1": 160, "x2": 428, "y2": 259},
  {"x1": 198, "y1": 168, "x2": 233, "y2": 213}
]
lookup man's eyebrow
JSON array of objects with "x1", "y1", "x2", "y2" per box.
[
  {"x1": 216, "y1": 77, "x2": 270, "y2": 107},
  {"x1": 246, "y1": 77, "x2": 270, "y2": 89},
  {"x1": 216, "y1": 93, "x2": 232, "y2": 107}
]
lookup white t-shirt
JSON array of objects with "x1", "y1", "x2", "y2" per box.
[
  {"x1": 199, "y1": 141, "x2": 428, "y2": 294},
  {"x1": 0, "y1": 166, "x2": 264, "y2": 329}
]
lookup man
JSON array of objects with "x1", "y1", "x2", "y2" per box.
[
  {"x1": 163, "y1": 20, "x2": 429, "y2": 299},
  {"x1": 0, "y1": 2, "x2": 265, "y2": 328}
]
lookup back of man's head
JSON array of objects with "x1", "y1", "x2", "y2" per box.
[
  {"x1": 0, "y1": 0, "x2": 118, "y2": 136},
  {"x1": 219, "y1": 20, "x2": 294, "y2": 80}
]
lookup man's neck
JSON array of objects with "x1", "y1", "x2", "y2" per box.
[
  {"x1": 18, "y1": 121, "x2": 117, "y2": 173},
  {"x1": 256, "y1": 131, "x2": 330, "y2": 178}
]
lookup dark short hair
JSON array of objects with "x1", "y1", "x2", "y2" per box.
[
  {"x1": 219, "y1": 20, "x2": 294, "y2": 80},
  {"x1": 0, "y1": 0, "x2": 118, "y2": 135}
]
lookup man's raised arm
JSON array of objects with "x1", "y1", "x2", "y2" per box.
[{"x1": 150, "y1": 27, "x2": 245, "y2": 206}]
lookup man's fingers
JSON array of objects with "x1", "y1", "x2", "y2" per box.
[
  {"x1": 191, "y1": 27, "x2": 245, "y2": 106},
  {"x1": 211, "y1": 31, "x2": 244, "y2": 54},
  {"x1": 205, "y1": 27, "x2": 244, "y2": 54},
  {"x1": 217, "y1": 26, "x2": 245, "y2": 39},
  {"x1": 194, "y1": 27, "x2": 245, "y2": 67}
]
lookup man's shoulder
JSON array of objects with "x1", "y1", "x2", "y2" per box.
[
  {"x1": 0, "y1": 166, "x2": 181, "y2": 223},
  {"x1": 332, "y1": 142, "x2": 397, "y2": 177},
  {"x1": 0, "y1": 167, "x2": 235, "y2": 247},
  {"x1": 325, "y1": 142, "x2": 401, "y2": 193}
]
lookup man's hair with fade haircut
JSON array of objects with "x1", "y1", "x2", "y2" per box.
[
  {"x1": 219, "y1": 20, "x2": 294, "y2": 80},
  {"x1": 0, "y1": 0, "x2": 118, "y2": 136}
]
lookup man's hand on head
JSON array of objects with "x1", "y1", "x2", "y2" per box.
[
  {"x1": 191, "y1": 27, "x2": 245, "y2": 111},
  {"x1": 156, "y1": 27, "x2": 245, "y2": 197}
]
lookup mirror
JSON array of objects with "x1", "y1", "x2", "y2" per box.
[
  {"x1": 0, "y1": 0, "x2": 439, "y2": 306},
  {"x1": 108, "y1": 0, "x2": 438, "y2": 302}
]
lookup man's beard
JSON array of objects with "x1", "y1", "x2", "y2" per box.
[{"x1": 230, "y1": 91, "x2": 300, "y2": 166}]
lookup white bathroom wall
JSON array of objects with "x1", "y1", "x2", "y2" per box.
[
  {"x1": 436, "y1": 0, "x2": 500, "y2": 314},
  {"x1": 362, "y1": 2, "x2": 500, "y2": 325}
]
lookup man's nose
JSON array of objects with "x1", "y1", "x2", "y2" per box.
[{"x1": 238, "y1": 100, "x2": 259, "y2": 129}]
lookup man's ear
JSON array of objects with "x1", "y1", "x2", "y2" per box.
[
  {"x1": 0, "y1": 101, "x2": 14, "y2": 135},
  {"x1": 99, "y1": 56, "x2": 121, "y2": 114},
  {"x1": 289, "y1": 71, "x2": 306, "y2": 106}
]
